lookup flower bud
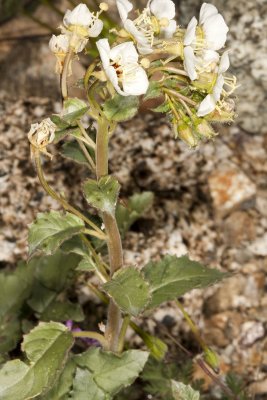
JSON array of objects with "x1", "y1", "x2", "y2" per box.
[
  {"x1": 196, "y1": 120, "x2": 217, "y2": 139},
  {"x1": 174, "y1": 121, "x2": 198, "y2": 147},
  {"x1": 28, "y1": 118, "x2": 56, "y2": 158},
  {"x1": 204, "y1": 347, "x2": 220, "y2": 374}
]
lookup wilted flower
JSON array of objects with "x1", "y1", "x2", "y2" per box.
[
  {"x1": 183, "y1": 3, "x2": 228, "y2": 80},
  {"x1": 96, "y1": 39, "x2": 149, "y2": 96},
  {"x1": 116, "y1": 0, "x2": 176, "y2": 55},
  {"x1": 197, "y1": 51, "x2": 230, "y2": 116},
  {"x1": 28, "y1": 118, "x2": 56, "y2": 158},
  {"x1": 61, "y1": 3, "x2": 104, "y2": 53},
  {"x1": 49, "y1": 34, "x2": 70, "y2": 73}
]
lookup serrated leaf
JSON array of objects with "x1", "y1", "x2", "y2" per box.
[
  {"x1": 74, "y1": 348, "x2": 149, "y2": 398},
  {"x1": 103, "y1": 94, "x2": 139, "y2": 122},
  {"x1": 40, "y1": 360, "x2": 76, "y2": 400},
  {"x1": 144, "y1": 81, "x2": 162, "y2": 100},
  {"x1": 28, "y1": 211, "x2": 85, "y2": 256},
  {"x1": 143, "y1": 255, "x2": 227, "y2": 308},
  {"x1": 40, "y1": 300, "x2": 84, "y2": 322},
  {"x1": 83, "y1": 176, "x2": 120, "y2": 216},
  {"x1": 116, "y1": 192, "x2": 154, "y2": 237},
  {"x1": 171, "y1": 381, "x2": 200, "y2": 400},
  {"x1": 0, "y1": 322, "x2": 74, "y2": 400},
  {"x1": 103, "y1": 267, "x2": 150, "y2": 316},
  {"x1": 60, "y1": 141, "x2": 89, "y2": 165}
]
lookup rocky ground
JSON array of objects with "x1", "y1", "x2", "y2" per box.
[{"x1": 0, "y1": 0, "x2": 267, "y2": 398}]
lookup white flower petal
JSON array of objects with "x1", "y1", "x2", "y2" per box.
[
  {"x1": 199, "y1": 3, "x2": 218, "y2": 25},
  {"x1": 202, "y1": 49, "x2": 220, "y2": 63},
  {"x1": 116, "y1": 0, "x2": 133, "y2": 22},
  {"x1": 150, "y1": 0, "x2": 175, "y2": 20},
  {"x1": 49, "y1": 34, "x2": 70, "y2": 53},
  {"x1": 197, "y1": 94, "x2": 216, "y2": 116},
  {"x1": 96, "y1": 38, "x2": 111, "y2": 70},
  {"x1": 184, "y1": 16, "x2": 197, "y2": 45},
  {"x1": 105, "y1": 65, "x2": 126, "y2": 96},
  {"x1": 63, "y1": 4, "x2": 92, "y2": 27},
  {"x1": 124, "y1": 19, "x2": 153, "y2": 54},
  {"x1": 218, "y1": 51, "x2": 230, "y2": 74},
  {"x1": 183, "y1": 46, "x2": 198, "y2": 80},
  {"x1": 110, "y1": 41, "x2": 139, "y2": 64},
  {"x1": 213, "y1": 74, "x2": 224, "y2": 101},
  {"x1": 88, "y1": 19, "x2": 103, "y2": 37},
  {"x1": 160, "y1": 19, "x2": 177, "y2": 38},
  {"x1": 122, "y1": 65, "x2": 149, "y2": 95},
  {"x1": 203, "y1": 14, "x2": 229, "y2": 50}
]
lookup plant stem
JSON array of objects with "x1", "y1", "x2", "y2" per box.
[
  {"x1": 61, "y1": 51, "x2": 73, "y2": 100},
  {"x1": 73, "y1": 330, "x2": 107, "y2": 347},
  {"x1": 34, "y1": 151, "x2": 105, "y2": 240},
  {"x1": 77, "y1": 121, "x2": 96, "y2": 150},
  {"x1": 77, "y1": 139, "x2": 96, "y2": 171},
  {"x1": 96, "y1": 118, "x2": 124, "y2": 352},
  {"x1": 117, "y1": 315, "x2": 130, "y2": 353}
]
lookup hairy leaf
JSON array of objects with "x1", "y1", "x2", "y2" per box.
[
  {"x1": 40, "y1": 300, "x2": 84, "y2": 322},
  {"x1": 28, "y1": 211, "x2": 85, "y2": 256},
  {"x1": 116, "y1": 192, "x2": 154, "y2": 237},
  {"x1": 74, "y1": 348, "x2": 149, "y2": 398},
  {"x1": 152, "y1": 102, "x2": 171, "y2": 113},
  {"x1": 103, "y1": 94, "x2": 139, "y2": 122},
  {"x1": 83, "y1": 176, "x2": 120, "y2": 216},
  {"x1": 143, "y1": 255, "x2": 227, "y2": 308},
  {"x1": 171, "y1": 381, "x2": 200, "y2": 400},
  {"x1": 144, "y1": 81, "x2": 162, "y2": 100},
  {"x1": 60, "y1": 141, "x2": 89, "y2": 165},
  {"x1": 76, "y1": 255, "x2": 96, "y2": 272},
  {"x1": 103, "y1": 267, "x2": 150, "y2": 316},
  {"x1": 40, "y1": 360, "x2": 76, "y2": 400},
  {"x1": 0, "y1": 322, "x2": 73, "y2": 400},
  {"x1": 71, "y1": 368, "x2": 105, "y2": 400}
]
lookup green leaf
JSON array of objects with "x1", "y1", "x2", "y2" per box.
[
  {"x1": 144, "y1": 81, "x2": 162, "y2": 100},
  {"x1": 0, "y1": 262, "x2": 34, "y2": 353},
  {"x1": 171, "y1": 381, "x2": 200, "y2": 400},
  {"x1": 152, "y1": 101, "x2": 171, "y2": 113},
  {"x1": 74, "y1": 348, "x2": 149, "y2": 398},
  {"x1": 51, "y1": 115, "x2": 69, "y2": 130},
  {"x1": 40, "y1": 360, "x2": 76, "y2": 400},
  {"x1": 60, "y1": 236, "x2": 88, "y2": 257},
  {"x1": 40, "y1": 300, "x2": 84, "y2": 322},
  {"x1": 103, "y1": 94, "x2": 139, "y2": 122},
  {"x1": 62, "y1": 98, "x2": 89, "y2": 125},
  {"x1": 143, "y1": 255, "x2": 227, "y2": 308},
  {"x1": 83, "y1": 176, "x2": 120, "y2": 216},
  {"x1": 28, "y1": 211, "x2": 85, "y2": 256},
  {"x1": 71, "y1": 368, "x2": 106, "y2": 400},
  {"x1": 53, "y1": 127, "x2": 81, "y2": 144},
  {"x1": 0, "y1": 317, "x2": 21, "y2": 354},
  {"x1": 103, "y1": 267, "x2": 150, "y2": 316},
  {"x1": 60, "y1": 141, "x2": 89, "y2": 165},
  {"x1": 0, "y1": 322, "x2": 74, "y2": 400},
  {"x1": 116, "y1": 192, "x2": 154, "y2": 237},
  {"x1": 76, "y1": 255, "x2": 96, "y2": 272},
  {"x1": 27, "y1": 252, "x2": 81, "y2": 315}
]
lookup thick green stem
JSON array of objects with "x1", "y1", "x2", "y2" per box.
[
  {"x1": 96, "y1": 118, "x2": 124, "y2": 352},
  {"x1": 73, "y1": 331, "x2": 107, "y2": 347},
  {"x1": 61, "y1": 51, "x2": 73, "y2": 100}
]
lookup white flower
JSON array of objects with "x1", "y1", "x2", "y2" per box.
[
  {"x1": 49, "y1": 34, "x2": 70, "y2": 73},
  {"x1": 96, "y1": 39, "x2": 149, "y2": 96},
  {"x1": 197, "y1": 51, "x2": 230, "y2": 116},
  {"x1": 183, "y1": 3, "x2": 228, "y2": 80},
  {"x1": 116, "y1": 0, "x2": 176, "y2": 55},
  {"x1": 61, "y1": 3, "x2": 103, "y2": 53},
  {"x1": 28, "y1": 118, "x2": 56, "y2": 158}
]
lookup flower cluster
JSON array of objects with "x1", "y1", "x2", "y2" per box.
[
  {"x1": 44, "y1": 0, "x2": 238, "y2": 148},
  {"x1": 49, "y1": 3, "x2": 107, "y2": 73}
]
